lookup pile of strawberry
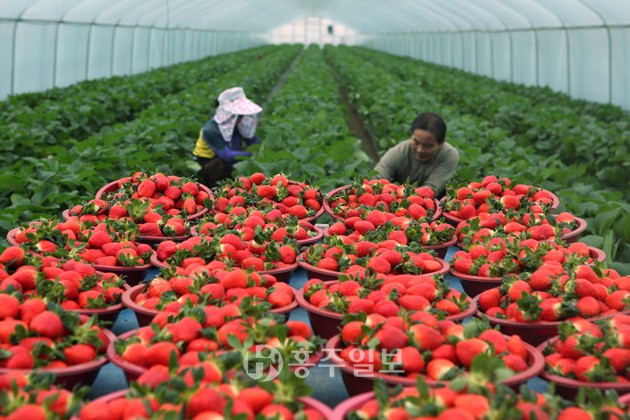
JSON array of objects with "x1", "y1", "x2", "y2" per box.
[
  {"x1": 327, "y1": 215, "x2": 455, "y2": 247},
  {"x1": 95, "y1": 171, "x2": 211, "y2": 217},
  {"x1": 303, "y1": 271, "x2": 471, "y2": 318},
  {"x1": 195, "y1": 206, "x2": 320, "y2": 243},
  {"x1": 1, "y1": 372, "x2": 86, "y2": 419},
  {"x1": 347, "y1": 373, "x2": 629, "y2": 419},
  {"x1": 443, "y1": 175, "x2": 557, "y2": 221},
  {"x1": 4, "y1": 219, "x2": 154, "y2": 269},
  {"x1": 451, "y1": 236, "x2": 598, "y2": 278},
  {"x1": 213, "y1": 173, "x2": 323, "y2": 219},
  {"x1": 113, "y1": 302, "x2": 323, "y2": 373},
  {"x1": 0, "y1": 302, "x2": 109, "y2": 370},
  {"x1": 131, "y1": 267, "x2": 295, "y2": 313},
  {"x1": 456, "y1": 210, "x2": 582, "y2": 247},
  {"x1": 79, "y1": 363, "x2": 328, "y2": 420},
  {"x1": 476, "y1": 261, "x2": 628, "y2": 322},
  {"x1": 0, "y1": 251, "x2": 125, "y2": 311},
  {"x1": 541, "y1": 314, "x2": 630, "y2": 382},
  {"x1": 327, "y1": 178, "x2": 438, "y2": 220},
  {"x1": 336, "y1": 314, "x2": 535, "y2": 381},
  {"x1": 301, "y1": 238, "x2": 445, "y2": 275},
  {"x1": 154, "y1": 234, "x2": 299, "y2": 272}
]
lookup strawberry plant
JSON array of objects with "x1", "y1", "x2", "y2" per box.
[{"x1": 233, "y1": 45, "x2": 372, "y2": 191}]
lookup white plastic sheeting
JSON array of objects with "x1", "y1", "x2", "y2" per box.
[{"x1": 0, "y1": 0, "x2": 629, "y2": 109}]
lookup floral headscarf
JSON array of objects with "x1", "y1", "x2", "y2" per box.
[{"x1": 213, "y1": 87, "x2": 262, "y2": 143}]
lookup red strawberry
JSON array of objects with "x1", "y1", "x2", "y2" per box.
[
  {"x1": 374, "y1": 326, "x2": 408, "y2": 350},
  {"x1": 0, "y1": 294, "x2": 20, "y2": 320},
  {"x1": 0, "y1": 246, "x2": 25, "y2": 267},
  {"x1": 409, "y1": 324, "x2": 443, "y2": 350},
  {"x1": 455, "y1": 338, "x2": 489, "y2": 368},
  {"x1": 220, "y1": 270, "x2": 248, "y2": 289},
  {"x1": 64, "y1": 344, "x2": 97, "y2": 365},
  {"x1": 137, "y1": 179, "x2": 157, "y2": 197},
  {"x1": 477, "y1": 288, "x2": 501, "y2": 312},
  {"x1": 120, "y1": 342, "x2": 148, "y2": 366},
  {"x1": 145, "y1": 342, "x2": 181, "y2": 367},
  {"x1": 279, "y1": 245, "x2": 297, "y2": 264},
  {"x1": 237, "y1": 387, "x2": 274, "y2": 414},
  {"x1": 426, "y1": 358, "x2": 456, "y2": 380},
  {"x1": 396, "y1": 346, "x2": 424, "y2": 373},
  {"x1": 29, "y1": 310, "x2": 64, "y2": 339},
  {"x1": 6, "y1": 404, "x2": 47, "y2": 420},
  {"x1": 317, "y1": 258, "x2": 339, "y2": 271},
  {"x1": 341, "y1": 321, "x2": 365, "y2": 345}
]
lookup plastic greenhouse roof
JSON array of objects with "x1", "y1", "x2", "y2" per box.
[{"x1": 2, "y1": 0, "x2": 628, "y2": 33}]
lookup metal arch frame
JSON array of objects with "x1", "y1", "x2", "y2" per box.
[
  {"x1": 527, "y1": 1, "x2": 568, "y2": 91},
  {"x1": 407, "y1": 0, "x2": 467, "y2": 67},
  {"x1": 397, "y1": 0, "x2": 463, "y2": 62},
  {"x1": 449, "y1": 0, "x2": 508, "y2": 77},
  {"x1": 423, "y1": 1, "x2": 490, "y2": 73},
  {"x1": 572, "y1": 0, "x2": 612, "y2": 102},
  {"x1": 479, "y1": 0, "x2": 534, "y2": 83}
]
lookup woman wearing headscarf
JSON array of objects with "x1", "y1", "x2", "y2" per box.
[{"x1": 193, "y1": 87, "x2": 262, "y2": 188}]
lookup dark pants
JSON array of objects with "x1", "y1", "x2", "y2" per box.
[{"x1": 196, "y1": 156, "x2": 233, "y2": 189}]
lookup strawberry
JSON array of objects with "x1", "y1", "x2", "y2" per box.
[
  {"x1": 279, "y1": 245, "x2": 297, "y2": 264},
  {"x1": 145, "y1": 342, "x2": 181, "y2": 367},
  {"x1": 454, "y1": 394, "x2": 490, "y2": 418},
  {"x1": 341, "y1": 321, "x2": 365, "y2": 345},
  {"x1": 120, "y1": 342, "x2": 148, "y2": 366},
  {"x1": 477, "y1": 288, "x2": 501, "y2": 312},
  {"x1": 374, "y1": 326, "x2": 408, "y2": 351},
  {"x1": 455, "y1": 338, "x2": 489, "y2": 368},
  {"x1": 220, "y1": 270, "x2": 248, "y2": 289},
  {"x1": 29, "y1": 310, "x2": 64, "y2": 339},
  {"x1": 409, "y1": 324, "x2": 442, "y2": 350},
  {"x1": 396, "y1": 346, "x2": 424, "y2": 373},
  {"x1": 426, "y1": 358, "x2": 456, "y2": 380},
  {"x1": 64, "y1": 344, "x2": 97, "y2": 365},
  {"x1": 0, "y1": 294, "x2": 20, "y2": 320},
  {"x1": 6, "y1": 404, "x2": 47, "y2": 420},
  {"x1": 137, "y1": 179, "x2": 157, "y2": 197},
  {"x1": 0, "y1": 246, "x2": 25, "y2": 267},
  {"x1": 317, "y1": 257, "x2": 339, "y2": 271},
  {"x1": 237, "y1": 387, "x2": 274, "y2": 413}
]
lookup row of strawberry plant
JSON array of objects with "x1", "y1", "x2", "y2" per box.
[
  {"x1": 324, "y1": 45, "x2": 630, "y2": 274},
  {"x1": 0, "y1": 46, "x2": 280, "y2": 165},
  {"x1": 0, "y1": 45, "x2": 303, "y2": 238},
  {"x1": 349, "y1": 47, "x2": 630, "y2": 193},
  {"x1": 234, "y1": 45, "x2": 372, "y2": 191}
]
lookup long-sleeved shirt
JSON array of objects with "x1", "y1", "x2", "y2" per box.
[
  {"x1": 193, "y1": 119, "x2": 260, "y2": 162},
  {"x1": 374, "y1": 140, "x2": 459, "y2": 196}
]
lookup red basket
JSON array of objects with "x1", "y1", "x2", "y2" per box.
[
  {"x1": 324, "y1": 334, "x2": 544, "y2": 396},
  {"x1": 122, "y1": 284, "x2": 298, "y2": 327}
]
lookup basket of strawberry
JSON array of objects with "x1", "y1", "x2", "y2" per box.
[
  {"x1": 1, "y1": 371, "x2": 87, "y2": 419},
  {"x1": 0, "y1": 252, "x2": 127, "y2": 324},
  {"x1": 122, "y1": 266, "x2": 297, "y2": 326},
  {"x1": 456, "y1": 210, "x2": 587, "y2": 248},
  {"x1": 213, "y1": 173, "x2": 325, "y2": 223},
  {"x1": 76, "y1": 364, "x2": 333, "y2": 420},
  {"x1": 324, "y1": 178, "x2": 441, "y2": 222},
  {"x1": 3, "y1": 219, "x2": 156, "y2": 286},
  {"x1": 193, "y1": 207, "x2": 324, "y2": 246},
  {"x1": 450, "y1": 237, "x2": 606, "y2": 297},
  {"x1": 6, "y1": 218, "x2": 85, "y2": 251},
  {"x1": 331, "y1": 372, "x2": 630, "y2": 420},
  {"x1": 537, "y1": 314, "x2": 630, "y2": 399},
  {"x1": 94, "y1": 171, "x2": 213, "y2": 221},
  {"x1": 298, "y1": 237, "x2": 449, "y2": 281},
  {"x1": 326, "y1": 215, "x2": 456, "y2": 259},
  {"x1": 324, "y1": 314, "x2": 543, "y2": 396},
  {"x1": 295, "y1": 271, "x2": 475, "y2": 339},
  {"x1": 0, "y1": 302, "x2": 114, "y2": 389},
  {"x1": 107, "y1": 301, "x2": 324, "y2": 383},
  {"x1": 151, "y1": 234, "x2": 299, "y2": 282},
  {"x1": 474, "y1": 261, "x2": 628, "y2": 346},
  {"x1": 441, "y1": 176, "x2": 559, "y2": 226}
]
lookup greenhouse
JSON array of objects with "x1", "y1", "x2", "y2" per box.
[{"x1": 1, "y1": 0, "x2": 630, "y2": 418}]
